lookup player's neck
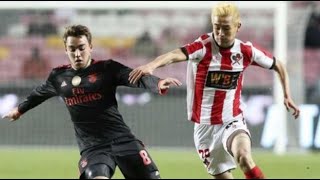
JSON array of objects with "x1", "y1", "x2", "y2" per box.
[{"x1": 84, "y1": 58, "x2": 92, "y2": 68}]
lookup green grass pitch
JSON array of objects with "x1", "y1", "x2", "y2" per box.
[{"x1": 0, "y1": 148, "x2": 319, "y2": 178}]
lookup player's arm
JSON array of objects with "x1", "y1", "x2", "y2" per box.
[
  {"x1": 129, "y1": 48, "x2": 187, "y2": 84},
  {"x1": 108, "y1": 60, "x2": 182, "y2": 95},
  {"x1": 2, "y1": 107, "x2": 21, "y2": 122},
  {"x1": 2, "y1": 73, "x2": 58, "y2": 122},
  {"x1": 273, "y1": 59, "x2": 300, "y2": 119},
  {"x1": 143, "y1": 76, "x2": 182, "y2": 95}
]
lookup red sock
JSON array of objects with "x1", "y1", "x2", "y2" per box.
[{"x1": 244, "y1": 166, "x2": 265, "y2": 179}]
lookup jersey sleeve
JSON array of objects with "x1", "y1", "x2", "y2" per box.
[
  {"x1": 18, "y1": 70, "x2": 59, "y2": 114},
  {"x1": 181, "y1": 36, "x2": 205, "y2": 61},
  {"x1": 105, "y1": 60, "x2": 163, "y2": 94},
  {"x1": 251, "y1": 46, "x2": 276, "y2": 69}
]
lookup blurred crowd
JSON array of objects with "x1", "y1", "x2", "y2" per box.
[{"x1": 0, "y1": 1, "x2": 319, "y2": 103}]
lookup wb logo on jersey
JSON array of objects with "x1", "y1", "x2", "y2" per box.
[{"x1": 206, "y1": 71, "x2": 241, "y2": 89}]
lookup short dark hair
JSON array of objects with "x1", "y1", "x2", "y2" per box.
[{"x1": 63, "y1": 25, "x2": 92, "y2": 45}]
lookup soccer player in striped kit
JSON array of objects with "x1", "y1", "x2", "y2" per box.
[
  {"x1": 2, "y1": 25, "x2": 182, "y2": 179},
  {"x1": 129, "y1": 2, "x2": 300, "y2": 179}
]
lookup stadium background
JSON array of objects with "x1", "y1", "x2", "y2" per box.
[{"x1": 0, "y1": 1, "x2": 319, "y2": 178}]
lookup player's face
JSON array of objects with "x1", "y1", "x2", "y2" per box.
[
  {"x1": 212, "y1": 15, "x2": 240, "y2": 48},
  {"x1": 65, "y1": 35, "x2": 93, "y2": 70}
]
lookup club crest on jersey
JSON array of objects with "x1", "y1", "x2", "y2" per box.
[
  {"x1": 88, "y1": 73, "x2": 97, "y2": 83},
  {"x1": 71, "y1": 76, "x2": 81, "y2": 86},
  {"x1": 231, "y1": 53, "x2": 243, "y2": 65}
]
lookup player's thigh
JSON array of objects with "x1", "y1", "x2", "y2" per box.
[
  {"x1": 224, "y1": 119, "x2": 252, "y2": 156},
  {"x1": 113, "y1": 140, "x2": 160, "y2": 179},
  {"x1": 78, "y1": 148, "x2": 116, "y2": 179},
  {"x1": 194, "y1": 123, "x2": 236, "y2": 176}
]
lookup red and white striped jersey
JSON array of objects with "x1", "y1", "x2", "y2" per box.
[{"x1": 182, "y1": 33, "x2": 275, "y2": 125}]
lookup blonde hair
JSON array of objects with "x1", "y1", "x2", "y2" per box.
[{"x1": 211, "y1": 2, "x2": 240, "y2": 25}]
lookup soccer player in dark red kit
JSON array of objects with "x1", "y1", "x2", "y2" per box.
[
  {"x1": 2, "y1": 24, "x2": 182, "y2": 179},
  {"x1": 129, "y1": 2, "x2": 300, "y2": 179}
]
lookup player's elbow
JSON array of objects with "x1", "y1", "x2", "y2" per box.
[{"x1": 166, "y1": 49, "x2": 186, "y2": 64}]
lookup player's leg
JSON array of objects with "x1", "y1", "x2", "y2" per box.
[
  {"x1": 213, "y1": 170, "x2": 234, "y2": 179},
  {"x1": 81, "y1": 164, "x2": 112, "y2": 179},
  {"x1": 112, "y1": 140, "x2": 160, "y2": 179},
  {"x1": 193, "y1": 123, "x2": 236, "y2": 179},
  {"x1": 78, "y1": 148, "x2": 117, "y2": 179},
  {"x1": 225, "y1": 119, "x2": 265, "y2": 179}
]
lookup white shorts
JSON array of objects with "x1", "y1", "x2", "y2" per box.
[{"x1": 193, "y1": 119, "x2": 251, "y2": 175}]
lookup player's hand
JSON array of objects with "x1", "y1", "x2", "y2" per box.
[
  {"x1": 158, "y1": 78, "x2": 182, "y2": 90},
  {"x1": 129, "y1": 65, "x2": 154, "y2": 84},
  {"x1": 284, "y1": 98, "x2": 300, "y2": 119},
  {"x1": 2, "y1": 107, "x2": 21, "y2": 122}
]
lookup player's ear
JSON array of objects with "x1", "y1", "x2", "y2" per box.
[{"x1": 237, "y1": 22, "x2": 241, "y2": 32}]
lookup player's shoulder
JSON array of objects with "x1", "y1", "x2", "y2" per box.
[
  {"x1": 94, "y1": 59, "x2": 125, "y2": 70},
  {"x1": 234, "y1": 39, "x2": 256, "y2": 53},
  {"x1": 90, "y1": 59, "x2": 110, "y2": 66},
  {"x1": 101, "y1": 59, "x2": 117, "y2": 65},
  {"x1": 91, "y1": 59, "x2": 117, "y2": 63},
  {"x1": 53, "y1": 64, "x2": 71, "y2": 70},
  {"x1": 101, "y1": 59, "x2": 125, "y2": 66},
  {"x1": 43, "y1": 64, "x2": 71, "y2": 79},
  {"x1": 196, "y1": 33, "x2": 212, "y2": 42},
  {"x1": 233, "y1": 39, "x2": 255, "y2": 56},
  {"x1": 191, "y1": 33, "x2": 213, "y2": 47},
  {"x1": 236, "y1": 38, "x2": 254, "y2": 46},
  {"x1": 51, "y1": 64, "x2": 72, "y2": 74},
  {"x1": 236, "y1": 39, "x2": 269, "y2": 53}
]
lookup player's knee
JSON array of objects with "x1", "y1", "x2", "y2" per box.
[
  {"x1": 82, "y1": 164, "x2": 112, "y2": 179},
  {"x1": 147, "y1": 170, "x2": 161, "y2": 179}
]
